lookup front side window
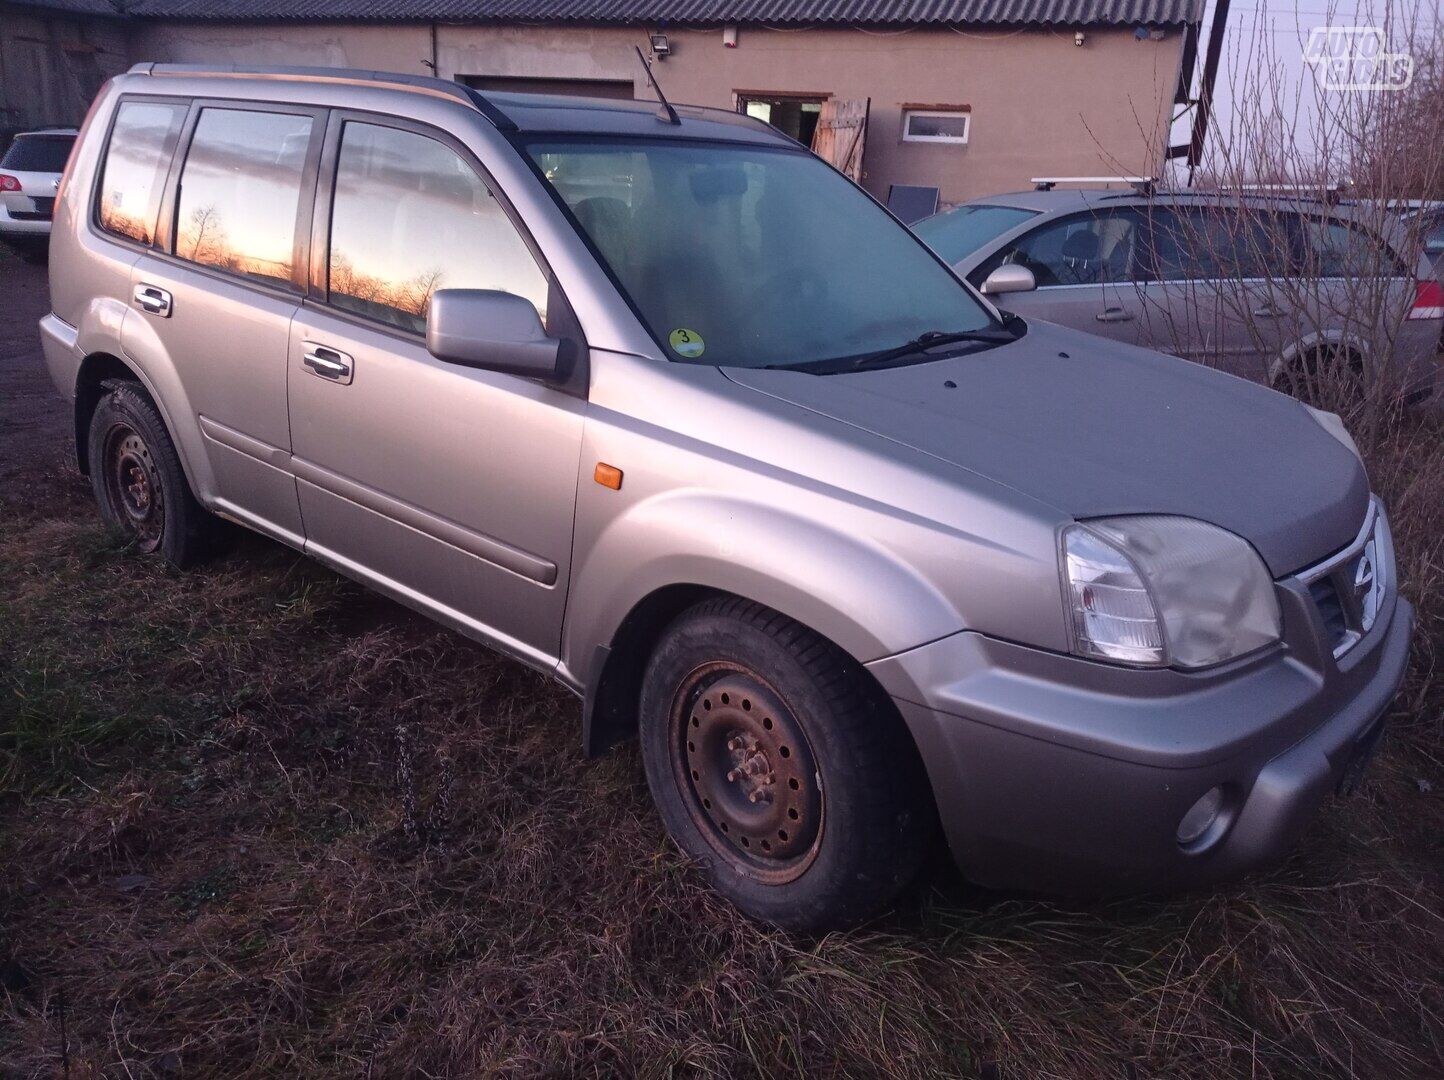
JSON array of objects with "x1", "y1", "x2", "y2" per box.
[
  {"x1": 97, "y1": 100, "x2": 187, "y2": 245},
  {"x1": 174, "y1": 107, "x2": 313, "y2": 286},
  {"x1": 972, "y1": 210, "x2": 1145, "y2": 288},
  {"x1": 912, "y1": 204, "x2": 1038, "y2": 266},
  {"x1": 327, "y1": 122, "x2": 549, "y2": 334},
  {"x1": 527, "y1": 138, "x2": 994, "y2": 369}
]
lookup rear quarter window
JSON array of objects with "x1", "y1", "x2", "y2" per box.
[
  {"x1": 96, "y1": 100, "x2": 188, "y2": 246},
  {"x1": 1, "y1": 134, "x2": 75, "y2": 173}
]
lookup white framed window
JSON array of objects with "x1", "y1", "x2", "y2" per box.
[{"x1": 902, "y1": 109, "x2": 970, "y2": 145}]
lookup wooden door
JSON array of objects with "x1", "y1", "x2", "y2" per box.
[{"x1": 811, "y1": 98, "x2": 870, "y2": 182}]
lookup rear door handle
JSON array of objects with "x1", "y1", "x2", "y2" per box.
[
  {"x1": 1096, "y1": 306, "x2": 1134, "y2": 323},
  {"x1": 302, "y1": 342, "x2": 354, "y2": 385},
  {"x1": 133, "y1": 283, "x2": 172, "y2": 317}
]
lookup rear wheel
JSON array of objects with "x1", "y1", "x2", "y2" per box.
[
  {"x1": 640, "y1": 597, "x2": 935, "y2": 930},
  {"x1": 87, "y1": 382, "x2": 219, "y2": 567}
]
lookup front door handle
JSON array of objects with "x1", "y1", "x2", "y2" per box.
[
  {"x1": 1096, "y1": 306, "x2": 1134, "y2": 323},
  {"x1": 302, "y1": 342, "x2": 354, "y2": 385},
  {"x1": 133, "y1": 283, "x2": 172, "y2": 317}
]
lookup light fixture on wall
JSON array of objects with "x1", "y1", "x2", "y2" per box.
[
  {"x1": 650, "y1": 33, "x2": 671, "y2": 60},
  {"x1": 1074, "y1": 31, "x2": 1086, "y2": 46},
  {"x1": 723, "y1": 25, "x2": 739, "y2": 48}
]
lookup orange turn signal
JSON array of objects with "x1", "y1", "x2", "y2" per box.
[{"x1": 594, "y1": 462, "x2": 623, "y2": 490}]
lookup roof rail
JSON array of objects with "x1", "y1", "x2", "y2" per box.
[
  {"x1": 1225, "y1": 181, "x2": 1353, "y2": 206},
  {"x1": 1032, "y1": 176, "x2": 1156, "y2": 194},
  {"x1": 126, "y1": 62, "x2": 511, "y2": 124}
]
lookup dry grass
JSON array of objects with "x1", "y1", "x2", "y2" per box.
[{"x1": 2, "y1": 411, "x2": 1442, "y2": 1078}]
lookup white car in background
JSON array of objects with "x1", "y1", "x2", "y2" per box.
[{"x1": 0, "y1": 128, "x2": 77, "y2": 262}]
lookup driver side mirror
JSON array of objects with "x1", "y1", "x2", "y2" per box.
[
  {"x1": 980, "y1": 264, "x2": 1037, "y2": 296},
  {"x1": 426, "y1": 289, "x2": 562, "y2": 380}
]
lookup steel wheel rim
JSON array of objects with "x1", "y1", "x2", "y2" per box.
[
  {"x1": 103, "y1": 422, "x2": 164, "y2": 552},
  {"x1": 669, "y1": 662, "x2": 823, "y2": 884}
]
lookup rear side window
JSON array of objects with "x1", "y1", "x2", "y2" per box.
[
  {"x1": 1296, "y1": 218, "x2": 1403, "y2": 279},
  {"x1": 1, "y1": 134, "x2": 75, "y2": 173},
  {"x1": 1143, "y1": 207, "x2": 1297, "y2": 281},
  {"x1": 326, "y1": 121, "x2": 549, "y2": 333},
  {"x1": 1423, "y1": 216, "x2": 1444, "y2": 257},
  {"x1": 97, "y1": 101, "x2": 187, "y2": 245},
  {"x1": 174, "y1": 107, "x2": 314, "y2": 287}
]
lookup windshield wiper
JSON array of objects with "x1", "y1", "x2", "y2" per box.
[{"x1": 773, "y1": 326, "x2": 1019, "y2": 374}]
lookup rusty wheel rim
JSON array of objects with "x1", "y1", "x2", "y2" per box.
[
  {"x1": 669, "y1": 663, "x2": 823, "y2": 883},
  {"x1": 102, "y1": 422, "x2": 164, "y2": 553}
]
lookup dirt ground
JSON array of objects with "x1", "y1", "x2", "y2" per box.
[{"x1": 1, "y1": 250, "x2": 1441, "y2": 1078}]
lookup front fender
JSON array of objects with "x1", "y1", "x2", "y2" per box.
[{"x1": 563, "y1": 489, "x2": 964, "y2": 676}]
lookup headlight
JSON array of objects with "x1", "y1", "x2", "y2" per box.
[
  {"x1": 1304, "y1": 404, "x2": 1362, "y2": 461},
  {"x1": 1062, "y1": 517, "x2": 1282, "y2": 669}
]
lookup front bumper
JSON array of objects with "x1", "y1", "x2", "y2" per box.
[{"x1": 868, "y1": 545, "x2": 1413, "y2": 894}]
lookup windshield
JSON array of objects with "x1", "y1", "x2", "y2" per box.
[
  {"x1": 1, "y1": 133, "x2": 74, "y2": 173},
  {"x1": 912, "y1": 204, "x2": 1039, "y2": 266},
  {"x1": 526, "y1": 138, "x2": 995, "y2": 369}
]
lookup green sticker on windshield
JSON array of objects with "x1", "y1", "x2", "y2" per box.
[{"x1": 669, "y1": 328, "x2": 705, "y2": 359}]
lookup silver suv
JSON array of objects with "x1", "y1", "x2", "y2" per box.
[
  {"x1": 41, "y1": 65, "x2": 1413, "y2": 930},
  {"x1": 913, "y1": 187, "x2": 1442, "y2": 400}
]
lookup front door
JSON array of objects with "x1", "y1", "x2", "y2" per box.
[
  {"x1": 287, "y1": 117, "x2": 585, "y2": 668},
  {"x1": 970, "y1": 208, "x2": 1148, "y2": 347},
  {"x1": 122, "y1": 102, "x2": 323, "y2": 544}
]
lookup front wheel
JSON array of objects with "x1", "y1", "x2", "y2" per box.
[
  {"x1": 87, "y1": 382, "x2": 219, "y2": 567},
  {"x1": 640, "y1": 597, "x2": 935, "y2": 931}
]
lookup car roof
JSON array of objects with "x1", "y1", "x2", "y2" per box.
[
  {"x1": 126, "y1": 63, "x2": 793, "y2": 148},
  {"x1": 956, "y1": 187, "x2": 1400, "y2": 220}
]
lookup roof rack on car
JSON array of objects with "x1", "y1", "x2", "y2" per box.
[
  {"x1": 1032, "y1": 176, "x2": 1156, "y2": 194},
  {"x1": 127, "y1": 62, "x2": 518, "y2": 131}
]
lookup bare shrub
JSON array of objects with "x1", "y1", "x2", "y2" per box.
[{"x1": 1145, "y1": 3, "x2": 1444, "y2": 446}]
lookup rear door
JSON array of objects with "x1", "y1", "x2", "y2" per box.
[
  {"x1": 1135, "y1": 205, "x2": 1298, "y2": 382},
  {"x1": 120, "y1": 100, "x2": 323, "y2": 545},
  {"x1": 286, "y1": 114, "x2": 585, "y2": 668},
  {"x1": 967, "y1": 207, "x2": 1148, "y2": 345}
]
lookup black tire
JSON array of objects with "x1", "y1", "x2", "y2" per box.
[
  {"x1": 87, "y1": 381, "x2": 219, "y2": 567},
  {"x1": 639, "y1": 596, "x2": 936, "y2": 931}
]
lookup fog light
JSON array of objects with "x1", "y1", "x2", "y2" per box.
[{"x1": 1177, "y1": 786, "x2": 1224, "y2": 846}]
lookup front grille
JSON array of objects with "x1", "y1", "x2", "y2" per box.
[
  {"x1": 1309, "y1": 577, "x2": 1349, "y2": 651},
  {"x1": 1297, "y1": 501, "x2": 1388, "y2": 660}
]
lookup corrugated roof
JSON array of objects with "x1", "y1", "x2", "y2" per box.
[
  {"x1": 111, "y1": 0, "x2": 1204, "y2": 27},
  {"x1": 8, "y1": 0, "x2": 126, "y2": 15}
]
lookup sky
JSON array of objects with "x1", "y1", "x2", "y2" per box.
[{"x1": 1172, "y1": 0, "x2": 1439, "y2": 173}]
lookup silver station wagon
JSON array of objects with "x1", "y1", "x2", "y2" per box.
[
  {"x1": 913, "y1": 186, "x2": 1442, "y2": 401},
  {"x1": 40, "y1": 65, "x2": 1412, "y2": 930}
]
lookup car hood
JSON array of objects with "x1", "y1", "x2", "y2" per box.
[{"x1": 721, "y1": 322, "x2": 1369, "y2": 576}]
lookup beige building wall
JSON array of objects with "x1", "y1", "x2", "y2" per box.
[{"x1": 127, "y1": 20, "x2": 1185, "y2": 204}]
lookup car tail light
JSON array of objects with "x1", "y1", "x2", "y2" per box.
[
  {"x1": 1408, "y1": 278, "x2": 1444, "y2": 320},
  {"x1": 0, "y1": 174, "x2": 19, "y2": 192}
]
